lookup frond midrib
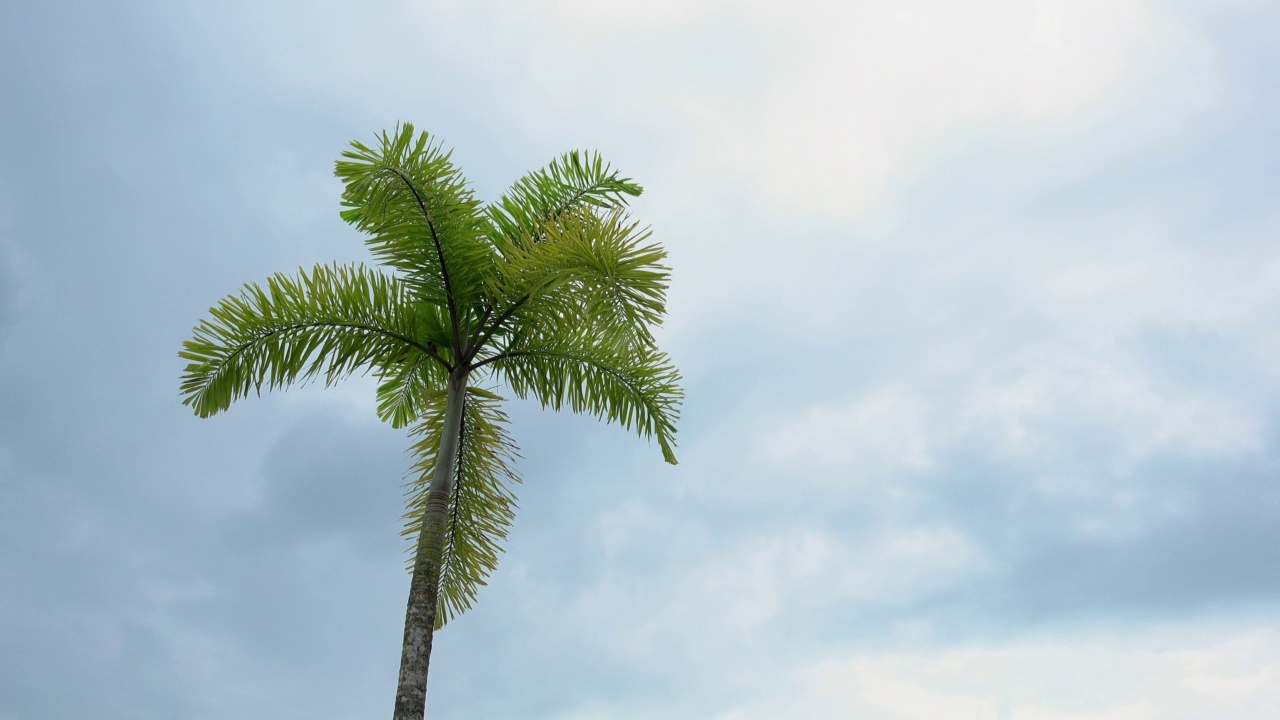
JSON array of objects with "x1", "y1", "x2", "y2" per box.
[
  {"x1": 379, "y1": 164, "x2": 462, "y2": 344},
  {"x1": 185, "y1": 319, "x2": 432, "y2": 398},
  {"x1": 484, "y1": 345, "x2": 675, "y2": 424}
]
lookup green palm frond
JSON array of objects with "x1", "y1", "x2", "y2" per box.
[
  {"x1": 179, "y1": 263, "x2": 438, "y2": 417},
  {"x1": 375, "y1": 352, "x2": 437, "y2": 430},
  {"x1": 488, "y1": 339, "x2": 681, "y2": 464},
  {"x1": 517, "y1": 207, "x2": 670, "y2": 340},
  {"x1": 402, "y1": 387, "x2": 521, "y2": 629},
  {"x1": 486, "y1": 208, "x2": 670, "y2": 351},
  {"x1": 335, "y1": 123, "x2": 491, "y2": 314},
  {"x1": 375, "y1": 302, "x2": 456, "y2": 429},
  {"x1": 487, "y1": 149, "x2": 642, "y2": 251}
]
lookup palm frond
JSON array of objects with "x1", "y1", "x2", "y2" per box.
[
  {"x1": 375, "y1": 302, "x2": 456, "y2": 428},
  {"x1": 486, "y1": 208, "x2": 670, "y2": 350},
  {"x1": 486, "y1": 149, "x2": 642, "y2": 251},
  {"x1": 487, "y1": 339, "x2": 681, "y2": 464},
  {"x1": 402, "y1": 387, "x2": 521, "y2": 629},
  {"x1": 179, "y1": 263, "x2": 441, "y2": 417},
  {"x1": 375, "y1": 353, "x2": 435, "y2": 429},
  {"x1": 335, "y1": 123, "x2": 491, "y2": 314}
]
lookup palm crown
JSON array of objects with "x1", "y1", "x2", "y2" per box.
[{"x1": 179, "y1": 124, "x2": 681, "y2": 718}]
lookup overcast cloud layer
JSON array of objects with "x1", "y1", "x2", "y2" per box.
[{"x1": 2, "y1": 2, "x2": 1279, "y2": 719}]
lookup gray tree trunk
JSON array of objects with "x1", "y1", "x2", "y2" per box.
[{"x1": 393, "y1": 371, "x2": 468, "y2": 720}]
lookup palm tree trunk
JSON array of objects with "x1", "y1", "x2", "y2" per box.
[{"x1": 393, "y1": 370, "x2": 468, "y2": 720}]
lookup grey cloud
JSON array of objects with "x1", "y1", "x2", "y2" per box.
[
  {"x1": 903, "y1": 451, "x2": 1280, "y2": 625},
  {"x1": 225, "y1": 413, "x2": 410, "y2": 548},
  {"x1": 0, "y1": 246, "x2": 19, "y2": 346},
  {"x1": 5, "y1": 1, "x2": 1280, "y2": 718}
]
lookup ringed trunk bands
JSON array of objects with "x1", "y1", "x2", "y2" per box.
[{"x1": 392, "y1": 372, "x2": 468, "y2": 720}]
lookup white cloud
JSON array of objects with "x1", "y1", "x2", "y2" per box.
[
  {"x1": 464, "y1": 0, "x2": 1213, "y2": 212},
  {"x1": 386, "y1": 1, "x2": 1214, "y2": 211},
  {"x1": 677, "y1": 390, "x2": 930, "y2": 513},
  {"x1": 693, "y1": 336, "x2": 1263, "y2": 515},
  {"x1": 962, "y1": 349, "x2": 1266, "y2": 468},
  {"x1": 696, "y1": 0, "x2": 1212, "y2": 216},
  {"x1": 711, "y1": 622, "x2": 1280, "y2": 720},
  {"x1": 523, "y1": 513, "x2": 989, "y2": 677},
  {"x1": 527, "y1": 610, "x2": 1280, "y2": 720},
  {"x1": 767, "y1": 386, "x2": 933, "y2": 473}
]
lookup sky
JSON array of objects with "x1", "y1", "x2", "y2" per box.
[{"x1": 2, "y1": 1, "x2": 1279, "y2": 718}]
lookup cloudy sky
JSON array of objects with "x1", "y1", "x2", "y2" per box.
[{"x1": 3, "y1": 1, "x2": 1279, "y2": 718}]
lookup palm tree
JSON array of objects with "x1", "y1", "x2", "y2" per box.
[{"x1": 178, "y1": 124, "x2": 681, "y2": 720}]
